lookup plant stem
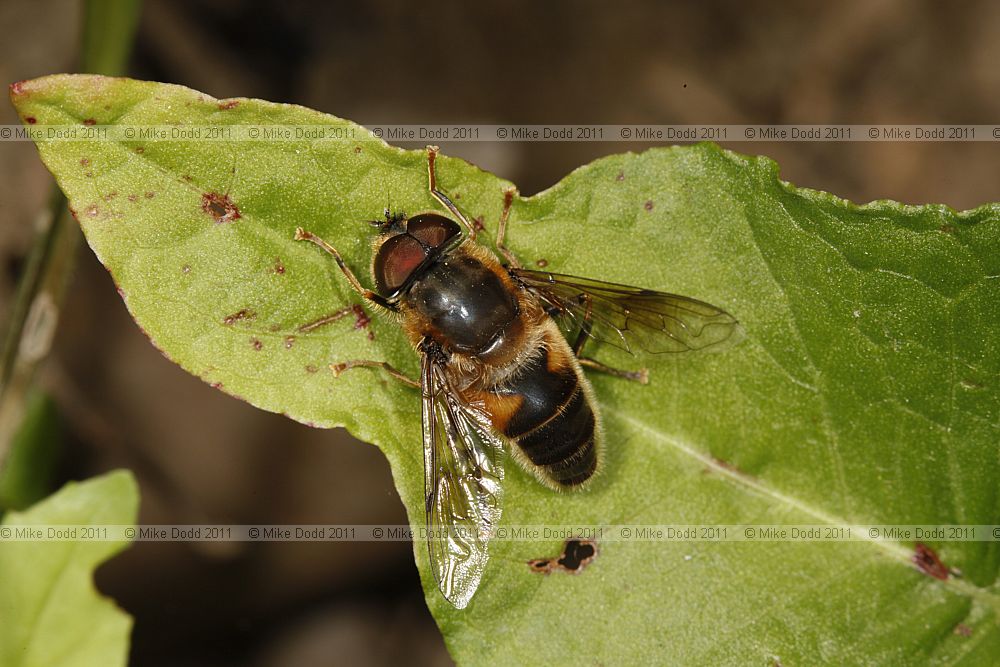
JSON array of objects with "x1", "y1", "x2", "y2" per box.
[{"x1": 0, "y1": 0, "x2": 143, "y2": 462}]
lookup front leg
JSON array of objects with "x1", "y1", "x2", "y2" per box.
[
  {"x1": 294, "y1": 227, "x2": 397, "y2": 311},
  {"x1": 426, "y1": 145, "x2": 479, "y2": 239},
  {"x1": 496, "y1": 186, "x2": 522, "y2": 268}
]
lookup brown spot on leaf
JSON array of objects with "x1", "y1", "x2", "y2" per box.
[
  {"x1": 913, "y1": 543, "x2": 948, "y2": 580},
  {"x1": 145, "y1": 191, "x2": 155, "y2": 199},
  {"x1": 299, "y1": 307, "x2": 353, "y2": 333},
  {"x1": 616, "y1": 171, "x2": 624, "y2": 181},
  {"x1": 536, "y1": 258, "x2": 549, "y2": 268},
  {"x1": 25, "y1": 116, "x2": 37, "y2": 124},
  {"x1": 528, "y1": 539, "x2": 598, "y2": 575},
  {"x1": 80, "y1": 158, "x2": 90, "y2": 166},
  {"x1": 85, "y1": 172, "x2": 93, "y2": 178},
  {"x1": 472, "y1": 216, "x2": 486, "y2": 232},
  {"x1": 528, "y1": 559, "x2": 551, "y2": 573},
  {"x1": 644, "y1": 200, "x2": 654, "y2": 211},
  {"x1": 351, "y1": 304, "x2": 371, "y2": 332},
  {"x1": 182, "y1": 265, "x2": 191, "y2": 274},
  {"x1": 354, "y1": 146, "x2": 362, "y2": 154},
  {"x1": 274, "y1": 257, "x2": 286, "y2": 274},
  {"x1": 85, "y1": 205, "x2": 99, "y2": 217},
  {"x1": 217, "y1": 99, "x2": 240, "y2": 110},
  {"x1": 210, "y1": 382, "x2": 224, "y2": 389},
  {"x1": 83, "y1": 118, "x2": 96, "y2": 126},
  {"x1": 202, "y1": 192, "x2": 241, "y2": 224},
  {"x1": 711, "y1": 456, "x2": 741, "y2": 473},
  {"x1": 223, "y1": 309, "x2": 256, "y2": 325},
  {"x1": 251, "y1": 338, "x2": 263, "y2": 351},
  {"x1": 128, "y1": 194, "x2": 138, "y2": 203},
  {"x1": 182, "y1": 174, "x2": 194, "y2": 182},
  {"x1": 9, "y1": 80, "x2": 26, "y2": 96},
  {"x1": 703, "y1": 456, "x2": 754, "y2": 480},
  {"x1": 939, "y1": 224, "x2": 956, "y2": 234},
  {"x1": 305, "y1": 365, "x2": 318, "y2": 373},
  {"x1": 298, "y1": 304, "x2": 373, "y2": 337},
  {"x1": 134, "y1": 146, "x2": 145, "y2": 154},
  {"x1": 954, "y1": 623, "x2": 972, "y2": 637},
  {"x1": 284, "y1": 336, "x2": 295, "y2": 349},
  {"x1": 102, "y1": 192, "x2": 118, "y2": 202},
  {"x1": 68, "y1": 207, "x2": 79, "y2": 221}
]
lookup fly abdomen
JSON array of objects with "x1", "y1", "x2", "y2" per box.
[
  {"x1": 487, "y1": 340, "x2": 600, "y2": 488},
  {"x1": 516, "y1": 385, "x2": 597, "y2": 486}
]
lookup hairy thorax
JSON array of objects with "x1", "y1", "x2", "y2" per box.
[{"x1": 400, "y1": 241, "x2": 547, "y2": 389}]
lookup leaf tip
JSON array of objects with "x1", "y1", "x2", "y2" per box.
[{"x1": 8, "y1": 79, "x2": 27, "y2": 99}]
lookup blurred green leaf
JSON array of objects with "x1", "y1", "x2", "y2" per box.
[
  {"x1": 0, "y1": 391, "x2": 60, "y2": 511},
  {"x1": 0, "y1": 470, "x2": 138, "y2": 667},
  {"x1": 11, "y1": 75, "x2": 1000, "y2": 665}
]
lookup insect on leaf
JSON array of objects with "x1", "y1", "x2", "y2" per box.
[{"x1": 11, "y1": 75, "x2": 1000, "y2": 665}]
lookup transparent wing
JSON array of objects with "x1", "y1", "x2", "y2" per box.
[
  {"x1": 511, "y1": 268, "x2": 742, "y2": 354},
  {"x1": 421, "y1": 352, "x2": 505, "y2": 609}
]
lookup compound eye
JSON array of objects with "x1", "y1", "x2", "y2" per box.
[
  {"x1": 374, "y1": 233, "x2": 427, "y2": 295},
  {"x1": 407, "y1": 214, "x2": 461, "y2": 249}
]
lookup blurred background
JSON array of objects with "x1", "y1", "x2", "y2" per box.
[{"x1": 1, "y1": 1, "x2": 998, "y2": 665}]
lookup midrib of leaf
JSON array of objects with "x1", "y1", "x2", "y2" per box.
[
  {"x1": 608, "y1": 407, "x2": 1000, "y2": 618},
  {"x1": 741, "y1": 188, "x2": 999, "y2": 610}
]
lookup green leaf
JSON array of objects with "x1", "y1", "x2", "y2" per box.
[
  {"x1": 12, "y1": 75, "x2": 1000, "y2": 665},
  {"x1": 0, "y1": 470, "x2": 139, "y2": 667},
  {"x1": 0, "y1": 391, "x2": 61, "y2": 511}
]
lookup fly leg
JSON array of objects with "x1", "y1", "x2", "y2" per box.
[
  {"x1": 294, "y1": 227, "x2": 397, "y2": 311},
  {"x1": 294, "y1": 228, "x2": 414, "y2": 386},
  {"x1": 426, "y1": 145, "x2": 524, "y2": 268},
  {"x1": 577, "y1": 357, "x2": 649, "y2": 385},
  {"x1": 426, "y1": 145, "x2": 479, "y2": 239},
  {"x1": 330, "y1": 360, "x2": 420, "y2": 388},
  {"x1": 496, "y1": 186, "x2": 522, "y2": 268},
  {"x1": 572, "y1": 295, "x2": 649, "y2": 385}
]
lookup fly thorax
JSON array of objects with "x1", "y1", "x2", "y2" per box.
[{"x1": 409, "y1": 255, "x2": 519, "y2": 355}]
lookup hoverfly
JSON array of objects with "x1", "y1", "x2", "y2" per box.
[{"x1": 295, "y1": 146, "x2": 740, "y2": 608}]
